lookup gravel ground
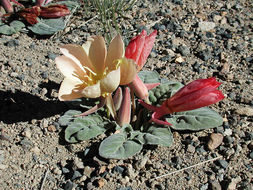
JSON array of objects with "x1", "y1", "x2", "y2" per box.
[{"x1": 0, "y1": 0, "x2": 253, "y2": 189}]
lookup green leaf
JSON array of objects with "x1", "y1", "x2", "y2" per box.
[
  {"x1": 58, "y1": 110, "x2": 81, "y2": 126},
  {"x1": 28, "y1": 18, "x2": 66, "y2": 35},
  {"x1": 99, "y1": 132, "x2": 143, "y2": 159},
  {"x1": 0, "y1": 24, "x2": 16, "y2": 35},
  {"x1": 65, "y1": 115, "x2": 111, "y2": 143},
  {"x1": 165, "y1": 107, "x2": 223, "y2": 131},
  {"x1": 10, "y1": 20, "x2": 25, "y2": 32},
  {"x1": 138, "y1": 70, "x2": 160, "y2": 83},
  {"x1": 149, "y1": 81, "x2": 183, "y2": 104},
  {"x1": 56, "y1": 0, "x2": 80, "y2": 10},
  {"x1": 143, "y1": 126, "x2": 173, "y2": 147}
]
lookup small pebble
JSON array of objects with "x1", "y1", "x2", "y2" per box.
[
  {"x1": 0, "y1": 164, "x2": 8, "y2": 170},
  {"x1": 53, "y1": 167, "x2": 62, "y2": 175},
  {"x1": 224, "y1": 128, "x2": 233, "y2": 136},
  {"x1": 249, "y1": 152, "x2": 253, "y2": 159},
  {"x1": 21, "y1": 129, "x2": 32, "y2": 139},
  {"x1": 6, "y1": 39, "x2": 19, "y2": 47},
  {"x1": 217, "y1": 159, "x2": 228, "y2": 169},
  {"x1": 200, "y1": 183, "x2": 208, "y2": 190},
  {"x1": 135, "y1": 156, "x2": 148, "y2": 170},
  {"x1": 235, "y1": 106, "x2": 253, "y2": 116},
  {"x1": 113, "y1": 165, "x2": 125, "y2": 174},
  {"x1": 198, "y1": 21, "x2": 216, "y2": 31},
  {"x1": 211, "y1": 180, "x2": 222, "y2": 190},
  {"x1": 84, "y1": 166, "x2": 93, "y2": 178},
  {"x1": 48, "y1": 53, "x2": 58, "y2": 60},
  {"x1": 64, "y1": 180, "x2": 76, "y2": 190},
  {"x1": 187, "y1": 144, "x2": 195, "y2": 153},
  {"x1": 208, "y1": 133, "x2": 223, "y2": 150},
  {"x1": 71, "y1": 170, "x2": 82, "y2": 180},
  {"x1": 47, "y1": 125, "x2": 56, "y2": 132}
]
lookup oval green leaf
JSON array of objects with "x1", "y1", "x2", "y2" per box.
[
  {"x1": 65, "y1": 115, "x2": 109, "y2": 143},
  {"x1": 138, "y1": 70, "x2": 160, "y2": 83},
  {"x1": 99, "y1": 132, "x2": 143, "y2": 159},
  {"x1": 143, "y1": 126, "x2": 173, "y2": 147},
  {"x1": 58, "y1": 110, "x2": 81, "y2": 126},
  {"x1": 166, "y1": 107, "x2": 223, "y2": 131}
]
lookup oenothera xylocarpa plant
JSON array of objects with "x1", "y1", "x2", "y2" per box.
[
  {"x1": 56, "y1": 30, "x2": 225, "y2": 159},
  {"x1": 0, "y1": 0, "x2": 79, "y2": 35}
]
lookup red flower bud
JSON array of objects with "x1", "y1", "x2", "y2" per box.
[
  {"x1": 128, "y1": 75, "x2": 150, "y2": 103},
  {"x1": 117, "y1": 87, "x2": 131, "y2": 126},
  {"x1": 164, "y1": 77, "x2": 224, "y2": 113},
  {"x1": 40, "y1": 4, "x2": 70, "y2": 18},
  {"x1": 125, "y1": 30, "x2": 157, "y2": 72},
  {"x1": 140, "y1": 77, "x2": 225, "y2": 126},
  {"x1": 18, "y1": 6, "x2": 40, "y2": 24}
]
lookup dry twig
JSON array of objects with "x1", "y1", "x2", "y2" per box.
[{"x1": 151, "y1": 156, "x2": 223, "y2": 181}]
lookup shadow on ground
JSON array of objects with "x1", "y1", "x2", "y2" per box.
[{"x1": 0, "y1": 89, "x2": 67, "y2": 124}]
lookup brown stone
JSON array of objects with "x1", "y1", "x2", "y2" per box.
[{"x1": 208, "y1": 133, "x2": 223, "y2": 150}]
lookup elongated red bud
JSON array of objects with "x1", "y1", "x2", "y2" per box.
[
  {"x1": 18, "y1": 6, "x2": 40, "y2": 24},
  {"x1": 165, "y1": 77, "x2": 224, "y2": 113},
  {"x1": 113, "y1": 87, "x2": 123, "y2": 111},
  {"x1": 40, "y1": 5, "x2": 70, "y2": 18},
  {"x1": 117, "y1": 87, "x2": 131, "y2": 126},
  {"x1": 140, "y1": 77, "x2": 224, "y2": 126},
  {"x1": 125, "y1": 30, "x2": 157, "y2": 71},
  {"x1": 128, "y1": 75, "x2": 149, "y2": 103}
]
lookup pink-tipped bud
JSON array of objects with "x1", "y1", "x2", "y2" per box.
[
  {"x1": 125, "y1": 30, "x2": 157, "y2": 72},
  {"x1": 117, "y1": 87, "x2": 131, "y2": 126},
  {"x1": 113, "y1": 87, "x2": 123, "y2": 111},
  {"x1": 128, "y1": 75, "x2": 149, "y2": 103},
  {"x1": 1, "y1": 0, "x2": 13, "y2": 13}
]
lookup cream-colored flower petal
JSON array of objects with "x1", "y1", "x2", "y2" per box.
[
  {"x1": 85, "y1": 36, "x2": 106, "y2": 74},
  {"x1": 105, "y1": 34, "x2": 124, "y2": 70},
  {"x1": 82, "y1": 37, "x2": 92, "y2": 55},
  {"x1": 100, "y1": 67, "x2": 121, "y2": 94},
  {"x1": 119, "y1": 58, "x2": 137, "y2": 85},
  {"x1": 55, "y1": 56, "x2": 86, "y2": 82},
  {"x1": 60, "y1": 44, "x2": 94, "y2": 71},
  {"x1": 58, "y1": 78, "x2": 84, "y2": 101},
  {"x1": 81, "y1": 82, "x2": 101, "y2": 98}
]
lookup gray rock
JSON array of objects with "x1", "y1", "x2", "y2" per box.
[
  {"x1": 249, "y1": 151, "x2": 253, "y2": 159},
  {"x1": 224, "y1": 128, "x2": 233, "y2": 136},
  {"x1": 126, "y1": 164, "x2": 137, "y2": 178},
  {"x1": 211, "y1": 180, "x2": 222, "y2": 190},
  {"x1": 200, "y1": 183, "x2": 208, "y2": 190},
  {"x1": 64, "y1": 180, "x2": 76, "y2": 190},
  {"x1": 20, "y1": 139, "x2": 34, "y2": 149},
  {"x1": 48, "y1": 53, "x2": 58, "y2": 60},
  {"x1": 178, "y1": 45, "x2": 190, "y2": 56},
  {"x1": 71, "y1": 170, "x2": 82, "y2": 180},
  {"x1": 217, "y1": 160, "x2": 228, "y2": 169},
  {"x1": 134, "y1": 156, "x2": 148, "y2": 170},
  {"x1": 198, "y1": 21, "x2": 216, "y2": 31}
]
